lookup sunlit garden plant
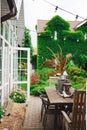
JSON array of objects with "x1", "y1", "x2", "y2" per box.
[
  {"x1": 42, "y1": 44, "x2": 72, "y2": 75},
  {"x1": 0, "y1": 107, "x2": 5, "y2": 119},
  {"x1": 9, "y1": 90, "x2": 26, "y2": 103}
]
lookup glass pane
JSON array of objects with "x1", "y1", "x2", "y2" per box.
[
  {"x1": 13, "y1": 83, "x2": 27, "y2": 91},
  {"x1": 1, "y1": 23, "x2": 3, "y2": 35},
  {"x1": 13, "y1": 50, "x2": 18, "y2": 81},
  {"x1": 18, "y1": 50, "x2": 27, "y2": 81},
  {"x1": 4, "y1": 43, "x2": 9, "y2": 83},
  {"x1": 10, "y1": 29, "x2": 12, "y2": 45},
  {"x1": 5, "y1": 25, "x2": 9, "y2": 40}
]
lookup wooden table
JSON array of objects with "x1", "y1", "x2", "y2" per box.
[{"x1": 45, "y1": 87, "x2": 73, "y2": 130}]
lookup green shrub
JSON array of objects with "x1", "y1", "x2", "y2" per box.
[
  {"x1": 37, "y1": 68, "x2": 56, "y2": 81},
  {"x1": 66, "y1": 61, "x2": 87, "y2": 78},
  {"x1": 79, "y1": 54, "x2": 87, "y2": 70},
  {"x1": 66, "y1": 61, "x2": 87, "y2": 89},
  {"x1": 9, "y1": 90, "x2": 26, "y2": 103},
  {"x1": 30, "y1": 80, "x2": 49, "y2": 96},
  {"x1": 31, "y1": 54, "x2": 37, "y2": 69},
  {"x1": 0, "y1": 107, "x2": 5, "y2": 119},
  {"x1": 71, "y1": 75, "x2": 84, "y2": 83},
  {"x1": 72, "y1": 83, "x2": 85, "y2": 89}
]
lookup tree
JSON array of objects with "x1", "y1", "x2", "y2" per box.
[{"x1": 22, "y1": 27, "x2": 33, "y2": 61}]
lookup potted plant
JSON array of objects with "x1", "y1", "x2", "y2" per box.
[{"x1": 9, "y1": 89, "x2": 26, "y2": 103}]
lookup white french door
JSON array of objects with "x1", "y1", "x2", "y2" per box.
[{"x1": 11, "y1": 47, "x2": 30, "y2": 101}]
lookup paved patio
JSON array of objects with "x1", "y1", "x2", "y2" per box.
[{"x1": 22, "y1": 96, "x2": 60, "y2": 130}]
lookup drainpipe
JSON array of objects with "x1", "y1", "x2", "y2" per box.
[{"x1": 1, "y1": 0, "x2": 17, "y2": 22}]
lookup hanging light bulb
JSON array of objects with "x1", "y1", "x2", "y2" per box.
[
  {"x1": 55, "y1": 6, "x2": 58, "y2": 12},
  {"x1": 76, "y1": 15, "x2": 78, "y2": 20}
]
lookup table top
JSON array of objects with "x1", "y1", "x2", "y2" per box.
[{"x1": 45, "y1": 87, "x2": 73, "y2": 105}]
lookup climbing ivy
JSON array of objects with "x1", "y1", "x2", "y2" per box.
[{"x1": 37, "y1": 15, "x2": 87, "y2": 69}]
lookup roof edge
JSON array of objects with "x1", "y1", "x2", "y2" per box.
[{"x1": 74, "y1": 19, "x2": 87, "y2": 29}]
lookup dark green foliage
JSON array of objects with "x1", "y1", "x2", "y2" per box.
[
  {"x1": 37, "y1": 36, "x2": 59, "y2": 68},
  {"x1": 66, "y1": 62, "x2": 87, "y2": 78},
  {"x1": 37, "y1": 15, "x2": 87, "y2": 69},
  {"x1": 22, "y1": 27, "x2": 34, "y2": 61},
  {"x1": 39, "y1": 30, "x2": 52, "y2": 37},
  {"x1": 9, "y1": 90, "x2": 26, "y2": 103},
  {"x1": 42, "y1": 15, "x2": 70, "y2": 39},
  {"x1": 37, "y1": 36, "x2": 87, "y2": 69},
  {"x1": 78, "y1": 54, "x2": 87, "y2": 70},
  {"x1": 75, "y1": 21, "x2": 87, "y2": 33},
  {"x1": 66, "y1": 62, "x2": 87, "y2": 89},
  {"x1": 61, "y1": 30, "x2": 84, "y2": 41},
  {"x1": 30, "y1": 80, "x2": 49, "y2": 96},
  {"x1": 30, "y1": 68, "x2": 56, "y2": 96},
  {"x1": 37, "y1": 68, "x2": 56, "y2": 81},
  {"x1": 72, "y1": 83, "x2": 86, "y2": 89},
  {"x1": 0, "y1": 107, "x2": 5, "y2": 119},
  {"x1": 45, "y1": 15, "x2": 70, "y2": 31},
  {"x1": 31, "y1": 54, "x2": 37, "y2": 69}
]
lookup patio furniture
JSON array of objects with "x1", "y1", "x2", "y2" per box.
[
  {"x1": 61, "y1": 89, "x2": 86, "y2": 130},
  {"x1": 37, "y1": 90, "x2": 47, "y2": 121},
  {"x1": 40, "y1": 95, "x2": 57, "y2": 130},
  {"x1": 38, "y1": 90, "x2": 60, "y2": 130},
  {"x1": 45, "y1": 87, "x2": 73, "y2": 130}
]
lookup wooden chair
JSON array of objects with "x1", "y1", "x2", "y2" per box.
[
  {"x1": 61, "y1": 89, "x2": 86, "y2": 130},
  {"x1": 37, "y1": 90, "x2": 48, "y2": 121},
  {"x1": 40, "y1": 94, "x2": 64, "y2": 130}
]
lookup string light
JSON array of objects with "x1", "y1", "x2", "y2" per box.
[
  {"x1": 41, "y1": 0, "x2": 86, "y2": 20},
  {"x1": 75, "y1": 15, "x2": 79, "y2": 20},
  {"x1": 55, "y1": 6, "x2": 58, "y2": 12}
]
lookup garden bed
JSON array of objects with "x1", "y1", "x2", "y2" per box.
[{"x1": 0, "y1": 101, "x2": 27, "y2": 130}]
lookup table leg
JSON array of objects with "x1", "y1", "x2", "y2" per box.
[{"x1": 54, "y1": 105, "x2": 58, "y2": 130}]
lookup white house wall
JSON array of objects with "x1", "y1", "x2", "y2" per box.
[
  {"x1": 16, "y1": 0, "x2": 25, "y2": 46},
  {"x1": 15, "y1": 0, "x2": 23, "y2": 19},
  {"x1": 1, "y1": 0, "x2": 10, "y2": 18}
]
